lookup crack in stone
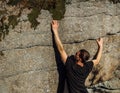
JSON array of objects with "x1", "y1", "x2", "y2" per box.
[
  {"x1": 64, "y1": 33, "x2": 119, "y2": 45},
  {"x1": 65, "y1": 12, "x2": 120, "y2": 18},
  {"x1": 89, "y1": 86, "x2": 120, "y2": 92},
  {"x1": 96, "y1": 85, "x2": 120, "y2": 90},
  {"x1": 0, "y1": 31, "x2": 119, "y2": 52},
  {"x1": 89, "y1": 83, "x2": 120, "y2": 91},
  {"x1": 0, "y1": 66, "x2": 57, "y2": 79},
  {"x1": 0, "y1": 33, "x2": 119, "y2": 83},
  {"x1": 106, "y1": 31, "x2": 120, "y2": 35},
  {"x1": 117, "y1": 31, "x2": 120, "y2": 33},
  {"x1": 0, "y1": 44, "x2": 52, "y2": 52}
]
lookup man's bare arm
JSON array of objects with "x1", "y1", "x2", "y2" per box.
[
  {"x1": 51, "y1": 20, "x2": 67, "y2": 63},
  {"x1": 92, "y1": 38, "x2": 103, "y2": 66}
]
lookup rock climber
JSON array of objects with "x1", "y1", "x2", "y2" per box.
[{"x1": 51, "y1": 20, "x2": 103, "y2": 93}]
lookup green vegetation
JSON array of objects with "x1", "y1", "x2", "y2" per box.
[
  {"x1": 49, "y1": 0, "x2": 66, "y2": 20},
  {"x1": 0, "y1": 10, "x2": 7, "y2": 16},
  {"x1": 0, "y1": 16, "x2": 9, "y2": 41},
  {"x1": 110, "y1": 0, "x2": 120, "y2": 4},
  {"x1": 28, "y1": 8, "x2": 40, "y2": 29},
  {"x1": 8, "y1": 15, "x2": 19, "y2": 29},
  {"x1": 0, "y1": 0, "x2": 120, "y2": 41},
  {"x1": 0, "y1": 24, "x2": 9, "y2": 41},
  {"x1": 0, "y1": 14, "x2": 19, "y2": 41},
  {"x1": 7, "y1": 0, "x2": 66, "y2": 29},
  {"x1": 7, "y1": 0, "x2": 21, "y2": 5}
]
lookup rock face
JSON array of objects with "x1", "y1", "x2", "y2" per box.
[{"x1": 0, "y1": 0, "x2": 120, "y2": 93}]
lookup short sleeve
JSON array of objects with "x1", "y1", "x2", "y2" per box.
[
  {"x1": 65, "y1": 56, "x2": 70, "y2": 65},
  {"x1": 85, "y1": 61, "x2": 93, "y2": 73},
  {"x1": 65, "y1": 55, "x2": 75, "y2": 66}
]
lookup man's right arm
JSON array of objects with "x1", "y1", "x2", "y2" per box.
[{"x1": 51, "y1": 20, "x2": 67, "y2": 63}]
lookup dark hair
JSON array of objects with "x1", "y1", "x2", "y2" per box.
[{"x1": 79, "y1": 49, "x2": 90, "y2": 63}]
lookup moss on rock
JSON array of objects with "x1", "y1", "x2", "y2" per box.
[
  {"x1": 0, "y1": 24, "x2": 9, "y2": 41},
  {"x1": 28, "y1": 8, "x2": 40, "y2": 29},
  {"x1": 7, "y1": 0, "x2": 21, "y2": 5},
  {"x1": 48, "y1": 0, "x2": 66, "y2": 20},
  {"x1": 7, "y1": 0, "x2": 66, "y2": 28},
  {"x1": 0, "y1": 10, "x2": 7, "y2": 16},
  {"x1": 8, "y1": 15, "x2": 19, "y2": 28},
  {"x1": 0, "y1": 16, "x2": 9, "y2": 41}
]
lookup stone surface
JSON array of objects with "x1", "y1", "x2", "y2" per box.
[{"x1": 0, "y1": 0, "x2": 120, "y2": 93}]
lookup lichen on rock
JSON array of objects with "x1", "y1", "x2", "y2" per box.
[
  {"x1": 8, "y1": 15, "x2": 19, "y2": 29},
  {"x1": 6, "y1": 0, "x2": 66, "y2": 29},
  {"x1": 27, "y1": 8, "x2": 40, "y2": 29},
  {"x1": 0, "y1": 0, "x2": 66, "y2": 40},
  {"x1": 0, "y1": 16, "x2": 9, "y2": 41}
]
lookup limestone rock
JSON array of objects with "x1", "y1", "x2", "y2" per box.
[{"x1": 0, "y1": 1, "x2": 120, "y2": 93}]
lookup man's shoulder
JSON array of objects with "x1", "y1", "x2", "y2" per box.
[
  {"x1": 67, "y1": 55, "x2": 75, "y2": 61},
  {"x1": 65, "y1": 55, "x2": 75, "y2": 65},
  {"x1": 85, "y1": 61, "x2": 94, "y2": 67}
]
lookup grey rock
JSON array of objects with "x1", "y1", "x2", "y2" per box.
[{"x1": 0, "y1": 1, "x2": 120, "y2": 93}]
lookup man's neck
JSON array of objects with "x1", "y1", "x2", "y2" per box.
[{"x1": 76, "y1": 61, "x2": 84, "y2": 67}]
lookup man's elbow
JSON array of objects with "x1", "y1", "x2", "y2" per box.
[{"x1": 93, "y1": 59, "x2": 99, "y2": 66}]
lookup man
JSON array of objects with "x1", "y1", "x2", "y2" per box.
[{"x1": 51, "y1": 20, "x2": 103, "y2": 93}]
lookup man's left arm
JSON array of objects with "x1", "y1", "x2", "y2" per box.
[{"x1": 92, "y1": 38, "x2": 103, "y2": 66}]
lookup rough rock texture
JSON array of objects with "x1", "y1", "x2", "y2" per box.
[{"x1": 0, "y1": 0, "x2": 120, "y2": 93}]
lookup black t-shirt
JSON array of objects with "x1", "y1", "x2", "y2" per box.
[{"x1": 65, "y1": 55, "x2": 93, "y2": 93}]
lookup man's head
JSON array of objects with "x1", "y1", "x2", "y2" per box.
[{"x1": 75, "y1": 49, "x2": 90, "y2": 63}]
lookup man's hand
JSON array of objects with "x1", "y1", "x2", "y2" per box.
[
  {"x1": 51, "y1": 20, "x2": 59, "y2": 32},
  {"x1": 96, "y1": 38, "x2": 103, "y2": 47}
]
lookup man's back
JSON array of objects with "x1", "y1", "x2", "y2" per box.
[{"x1": 65, "y1": 55, "x2": 93, "y2": 93}]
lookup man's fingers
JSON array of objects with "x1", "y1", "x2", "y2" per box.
[
  {"x1": 52, "y1": 20, "x2": 55, "y2": 24},
  {"x1": 96, "y1": 38, "x2": 100, "y2": 42},
  {"x1": 97, "y1": 38, "x2": 102, "y2": 41},
  {"x1": 52, "y1": 20, "x2": 58, "y2": 25},
  {"x1": 96, "y1": 38, "x2": 103, "y2": 45}
]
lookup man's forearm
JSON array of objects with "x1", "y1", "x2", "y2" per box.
[
  {"x1": 53, "y1": 31, "x2": 64, "y2": 53},
  {"x1": 96, "y1": 46, "x2": 103, "y2": 63},
  {"x1": 93, "y1": 38, "x2": 103, "y2": 65}
]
